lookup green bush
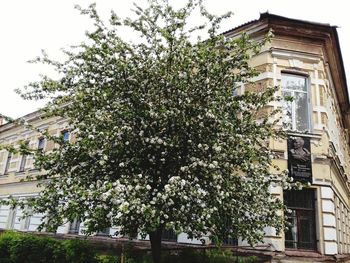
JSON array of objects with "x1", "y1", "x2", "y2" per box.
[
  {"x1": 10, "y1": 234, "x2": 65, "y2": 263},
  {"x1": 124, "y1": 251, "x2": 153, "y2": 263},
  {"x1": 0, "y1": 232, "x2": 16, "y2": 263},
  {"x1": 0, "y1": 231, "x2": 66, "y2": 263},
  {"x1": 153, "y1": 249, "x2": 258, "y2": 263},
  {"x1": 97, "y1": 254, "x2": 119, "y2": 263},
  {"x1": 0, "y1": 231, "x2": 99, "y2": 263},
  {"x1": 0, "y1": 232, "x2": 258, "y2": 263},
  {"x1": 63, "y1": 239, "x2": 99, "y2": 263},
  {"x1": 124, "y1": 248, "x2": 258, "y2": 263}
]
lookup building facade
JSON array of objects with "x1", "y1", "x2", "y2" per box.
[{"x1": 0, "y1": 13, "x2": 349, "y2": 260}]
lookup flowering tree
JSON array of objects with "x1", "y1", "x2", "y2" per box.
[{"x1": 4, "y1": 1, "x2": 288, "y2": 262}]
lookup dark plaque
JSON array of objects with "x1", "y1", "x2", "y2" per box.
[{"x1": 287, "y1": 136, "x2": 312, "y2": 183}]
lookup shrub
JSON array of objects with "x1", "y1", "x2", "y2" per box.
[
  {"x1": 159, "y1": 249, "x2": 258, "y2": 263},
  {"x1": 0, "y1": 232, "x2": 16, "y2": 263},
  {"x1": 97, "y1": 254, "x2": 119, "y2": 263},
  {"x1": 0, "y1": 231, "x2": 66, "y2": 263},
  {"x1": 124, "y1": 248, "x2": 258, "y2": 263},
  {"x1": 0, "y1": 231, "x2": 99, "y2": 263},
  {"x1": 0, "y1": 232, "x2": 259, "y2": 263},
  {"x1": 124, "y1": 251, "x2": 153, "y2": 263},
  {"x1": 63, "y1": 239, "x2": 99, "y2": 263}
]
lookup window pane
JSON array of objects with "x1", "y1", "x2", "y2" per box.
[
  {"x1": 294, "y1": 92, "x2": 309, "y2": 131},
  {"x1": 284, "y1": 189, "x2": 314, "y2": 209},
  {"x1": 19, "y1": 155, "x2": 27, "y2": 172},
  {"x1": 4, "y1": 153, "x2": 11, "y2": 174},
  {"x1": 299, "y1": 211, "x2": 315, "y2": 249},
  {"x1": 281, "y1": 74, "x2": 309, "y2": 131},
  {"x1": 69, "y1": 219, "x2": 80, "y2": 234},
  {"x1": 97, "y1": 228, "x2": 110, "y2": 236},
  {"x1": 232, "y1": 87, "x2": 238, "y2": 96},
  {"x1": 282, "y1": 75, "x2": 307, "y2": 92},
  {"x1": 285, "y1": 210, "x2": 298, "y2": 249},
  {"x1": 19, "y1": 142, "x2": 29, "y2": 172},
  {"x1": 38, "y1": 138, "x2": 45, "y2": 150},
  {"x1": 63, "y1": 131, "x2": 70, "y2": 142},
  {"x1": 162, "y1": 229, "x2": 177, "y2": 242},
  {"x1": 282, "y1": 91, "x2": 293, "y2": 129}
]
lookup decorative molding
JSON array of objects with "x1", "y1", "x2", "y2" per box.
[
  {"x1": 288, "y1": 59, "x2": 303, "y2": 69},
  {"x1": 270, "y1": 48, "x2": 321, "y2": 63}
]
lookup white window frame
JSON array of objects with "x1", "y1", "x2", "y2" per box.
[
  {"x1": 4, "y1": 152, "x2": 11, "y2": 175},
  {"x1": 7, "y1": 208, "x2": 16, "y2": 229},
  {"x1": 282, "y1": 73, "x2": 312, "y2": 132}
]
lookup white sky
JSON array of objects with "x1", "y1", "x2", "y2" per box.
[{"x1": 0, "y1": 0, "x2": 349, "y2": 118}]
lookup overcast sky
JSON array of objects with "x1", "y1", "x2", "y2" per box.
[{"x1": 0, "y1": 0, "x2": 349, "y2": 118}]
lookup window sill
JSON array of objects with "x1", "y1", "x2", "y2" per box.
[
  {"x1": 285, "y1": 249, "x2": 320, "y2": 257},
  {"x1": 287, "y1": 131, "x2": 322, "y2": 140}
]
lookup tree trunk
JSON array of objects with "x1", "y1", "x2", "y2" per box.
[{"x1": 149, "y1": 227, "x2": 162, "y2": 263}]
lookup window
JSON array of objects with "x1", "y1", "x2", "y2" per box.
[
  {"x1": 22, "y1": 207, "x2": 32, "y2": 231},
  {"x1": 7, "y1": 208, "x2": 16, "y2": 229},
  {"x1": 284, "y1": 189, "x2": 316, "y2": 250},
  {"x1": 19, "y1": 142, "x2": 29, "y2": 172},
  {"x1": 282, "y1": 74, "x2": 310, "y2": 131},
  {"x1": 97, "y1": 228, "x2": 110, "y2": 236},
  {"x1": 212, "y1": 217, "x2": 238, "y2": 246},
  {"x1": 19, "y1": 155, "x2": 27, "y2": 172},
  {"x1": 221, "y1": 223, "x2": 238, "y2": 246},
  {"x1": 123, "y1": 229, "x2": 138, "y2": 239},
  {"x1": 38, "y1": 138, "x2": 45, "y2": 151},
  {"x1": 162, "y1": 229, "x2": 177, "y2": 242},
  {"x1": 4, "y1": 153, "x2": 11, "y2": 175},
  {"x1": 62, "y1": 131, "x2": 70, "y2": 142},
  {"x1": 232, "y1": 85, "x2": 239, "y2": 96},
  {"x1": 68, "y1": 218, "x2": 81, "y2": 234}
]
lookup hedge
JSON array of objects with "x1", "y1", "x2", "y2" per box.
[
  {"x1": 0, "y1": 231, "x2": 258, "y2": 263},
  {"x1": 0, "y1": 231, "x2": 98, "y2": 263}
]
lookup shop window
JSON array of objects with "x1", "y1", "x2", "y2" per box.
[
  {"x1": 284, "y1": 189, "x2": 316, "y2": 250},
  {"x1": 282, "y1": 74, "x2": 310, "y2": 131}
]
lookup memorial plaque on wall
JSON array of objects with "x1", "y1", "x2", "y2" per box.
[{"x1": 287, "y1": 136, "x2": 312, "y2": 183}]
